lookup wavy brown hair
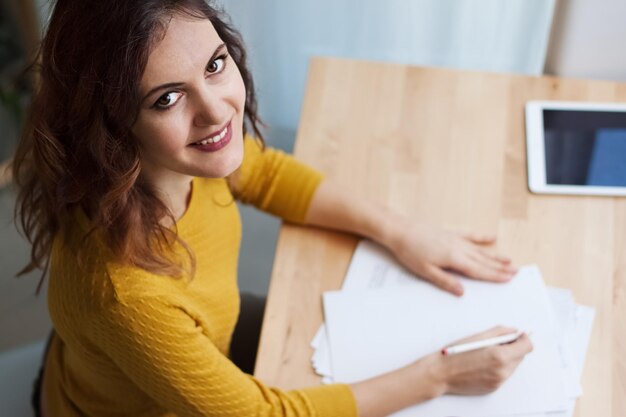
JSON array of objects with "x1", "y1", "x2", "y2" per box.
[{"x1": 12, "y1": 0, "x2": 264, "y2": 288}]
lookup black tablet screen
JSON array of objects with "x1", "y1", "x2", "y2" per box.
[{"x1": 543, "y1": 110, "x2": 626, "y2": 186}]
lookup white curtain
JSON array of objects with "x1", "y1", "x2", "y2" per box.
[{"x1": 220, "y1": 0, "x2": 555, "y2": 134}]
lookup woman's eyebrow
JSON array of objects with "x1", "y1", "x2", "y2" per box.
[{"x1": 141, "y1": 43, "x2": 227, "y2": 104}]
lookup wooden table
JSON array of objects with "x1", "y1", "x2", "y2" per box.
[{"x1": 254, "y1": 57, "x2": 626, "y2": 417}]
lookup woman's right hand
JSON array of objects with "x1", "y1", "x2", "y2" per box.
[
  {"x1": 351, "y1": 326, "x2": 533, "y2": 417},
  {"x1": 432, "y1": 326, "x2": 533, "y2": 395}
]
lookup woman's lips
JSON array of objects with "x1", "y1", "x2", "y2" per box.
[{"x1": 190, "y1": 122, "x2": 232, "y2": 153}]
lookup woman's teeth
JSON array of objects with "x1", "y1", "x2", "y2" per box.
[{"x1": 197, "y1": 126, "x2": 228, "y2": 145}]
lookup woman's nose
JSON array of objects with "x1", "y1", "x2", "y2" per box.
[{"x1": 192, "y1": 89, "x2": 228, "y2": 127}]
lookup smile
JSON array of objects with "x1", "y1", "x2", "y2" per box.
[
  {"x1": 189, "y1": 121, "x2": 233, "y2": 153},
  {"x1": 193, "y1": 123, "x2": 229, "y2": 146}
]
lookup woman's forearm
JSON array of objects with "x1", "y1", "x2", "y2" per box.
[
  {"x1": 350, "y1": 354, "x2": 446, "y2": 417},
  {"x1": 305, "y1": 179, "x2": 403, "y2": 250},
  {"x1": 305, "y1": 178, "x2": 516, "y2": 295},
  {"x1": 306, "y1": 180, "x2": 450, "y2": 415}
]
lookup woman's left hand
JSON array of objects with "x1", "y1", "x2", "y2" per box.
[
  {"x1": 304, "y1": 181, "x2": 517, "y2": 296},
  {"x1": 386, "y1": 223, "x2": 517, "y2": 296}
]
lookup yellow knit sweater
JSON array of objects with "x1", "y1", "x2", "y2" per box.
[{"x1": 43, "y1": 137, "x2": 357, "y2": 417}]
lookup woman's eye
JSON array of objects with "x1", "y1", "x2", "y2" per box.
[
  {"x1": 154, "y1": 91, "x2": 183, "y2": 109},
  {"x1": 207, "y1": 56, "x2": 227, "y2": 74}
]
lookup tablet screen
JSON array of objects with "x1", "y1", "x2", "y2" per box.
[{"x1": 544, "y1": 110, "x2": 626, "y2": 186}]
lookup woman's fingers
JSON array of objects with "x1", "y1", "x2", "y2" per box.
[
  {"x1": 488, "y1": 251, "x2": 513, "y2": 265},
  {"x1": 425, "y1": 249, "x2": 516, "y2": 296},
  {"x1": 462, "y1": 232, "x2": 513, "y2": 265},
  {"x1": 499, "y1": 333, "x2": 534, "y2": 358},
  {"x1": 399, "y1": 228, "x2": 518, "y2": 292},
  {"x1": 450, "y1": 326, "x2": 518, "y2": 345},
  {"x1": 461, "y1": 233, "x2": 516, "y2": 273},
  {"x1": 440, "y1": 327, "x2": 532, "y2": 395},
  {"x1": 448, "y1": 252, "x2": 508, "y2": 283},
  {"x1": 466, "y1": 250, "x2": 517, "y2": 282},
  {"x1": 462, "y1": 232, "x2": 497, "y2": 246},
  {"x1": 425, "y1": 265, "x2": 464, "y2": 296},
  {"x1": 473, "y1": 248, "x2": 515, "y2": 270}
]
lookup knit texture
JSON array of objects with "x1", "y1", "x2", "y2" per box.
[{"x1": 42, "y1": 137, "x2": 357, "y2": 417}]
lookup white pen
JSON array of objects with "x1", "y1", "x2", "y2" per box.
[{"x1": 441, "y1": 330, "x2": 525, "y2": 356}]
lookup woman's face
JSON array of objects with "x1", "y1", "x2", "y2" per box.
[{"x1": 132, "y1": 15, "x2": 246, "y2": 188}]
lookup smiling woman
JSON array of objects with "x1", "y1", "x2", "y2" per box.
[
  {"x1": 13, "y1": 0, "x2": 263, "y2": 280},
  {"x1": 132, "y1": 17, "x2": 247, "y2": 219},
  {"x1": 12, "y1": 1, "x2": 532, "y2": 417}
]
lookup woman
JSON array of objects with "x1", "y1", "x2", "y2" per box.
[{"x1": 13, "y1": 1, "x2": 532, "y2": 416}]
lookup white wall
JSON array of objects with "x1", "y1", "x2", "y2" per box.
[{"x1": 545, "y1": 0, "x2": 626, "y2": 81}]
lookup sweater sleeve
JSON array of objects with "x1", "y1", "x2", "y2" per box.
[
  {"x1": 86, "y1": 294, "x2": 357, "y2": 417},
  {"x1": 227, "y1": 135, "x2": 324, "y2": 224}
]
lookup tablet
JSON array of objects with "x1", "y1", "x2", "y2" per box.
[{"x1": 525, "y1": 100, "x2": 626, "y2": 196}]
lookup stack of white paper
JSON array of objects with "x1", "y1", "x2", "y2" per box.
[{"x1": 312, "y1": 240, "x2": 595, "y2": 417}]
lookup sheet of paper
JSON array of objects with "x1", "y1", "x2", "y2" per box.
[
  {"x1": 323, "y1": 265, "x2": 569, "y2": 417},
  {"x1": 311, "y1": 325, "x2": 333, "y2": 377},
  {"x1": 341, "y1": 239, "x2": 417, "y2": 291},
  {"x1": 311, "y1": 240, "x2": 422, "y2": 379},
  {"x1": 313, "y1": 302, "x2": 596, "y2": 417},
  {"x1": 312, "y1": 292, "x2": 590, "y2": 391},
  {"x1": 529, "y1": 304, "x2": 596, "y2": 417},
  {"x1": 570, "y1": 305, "x2": 595, "y2": 382},
  {"x1": 547, "y1": 287, "x2": 581, "y2": 398},
  {"x1": 312, "y1": 240, "x2": 595, "y2": 417}
]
